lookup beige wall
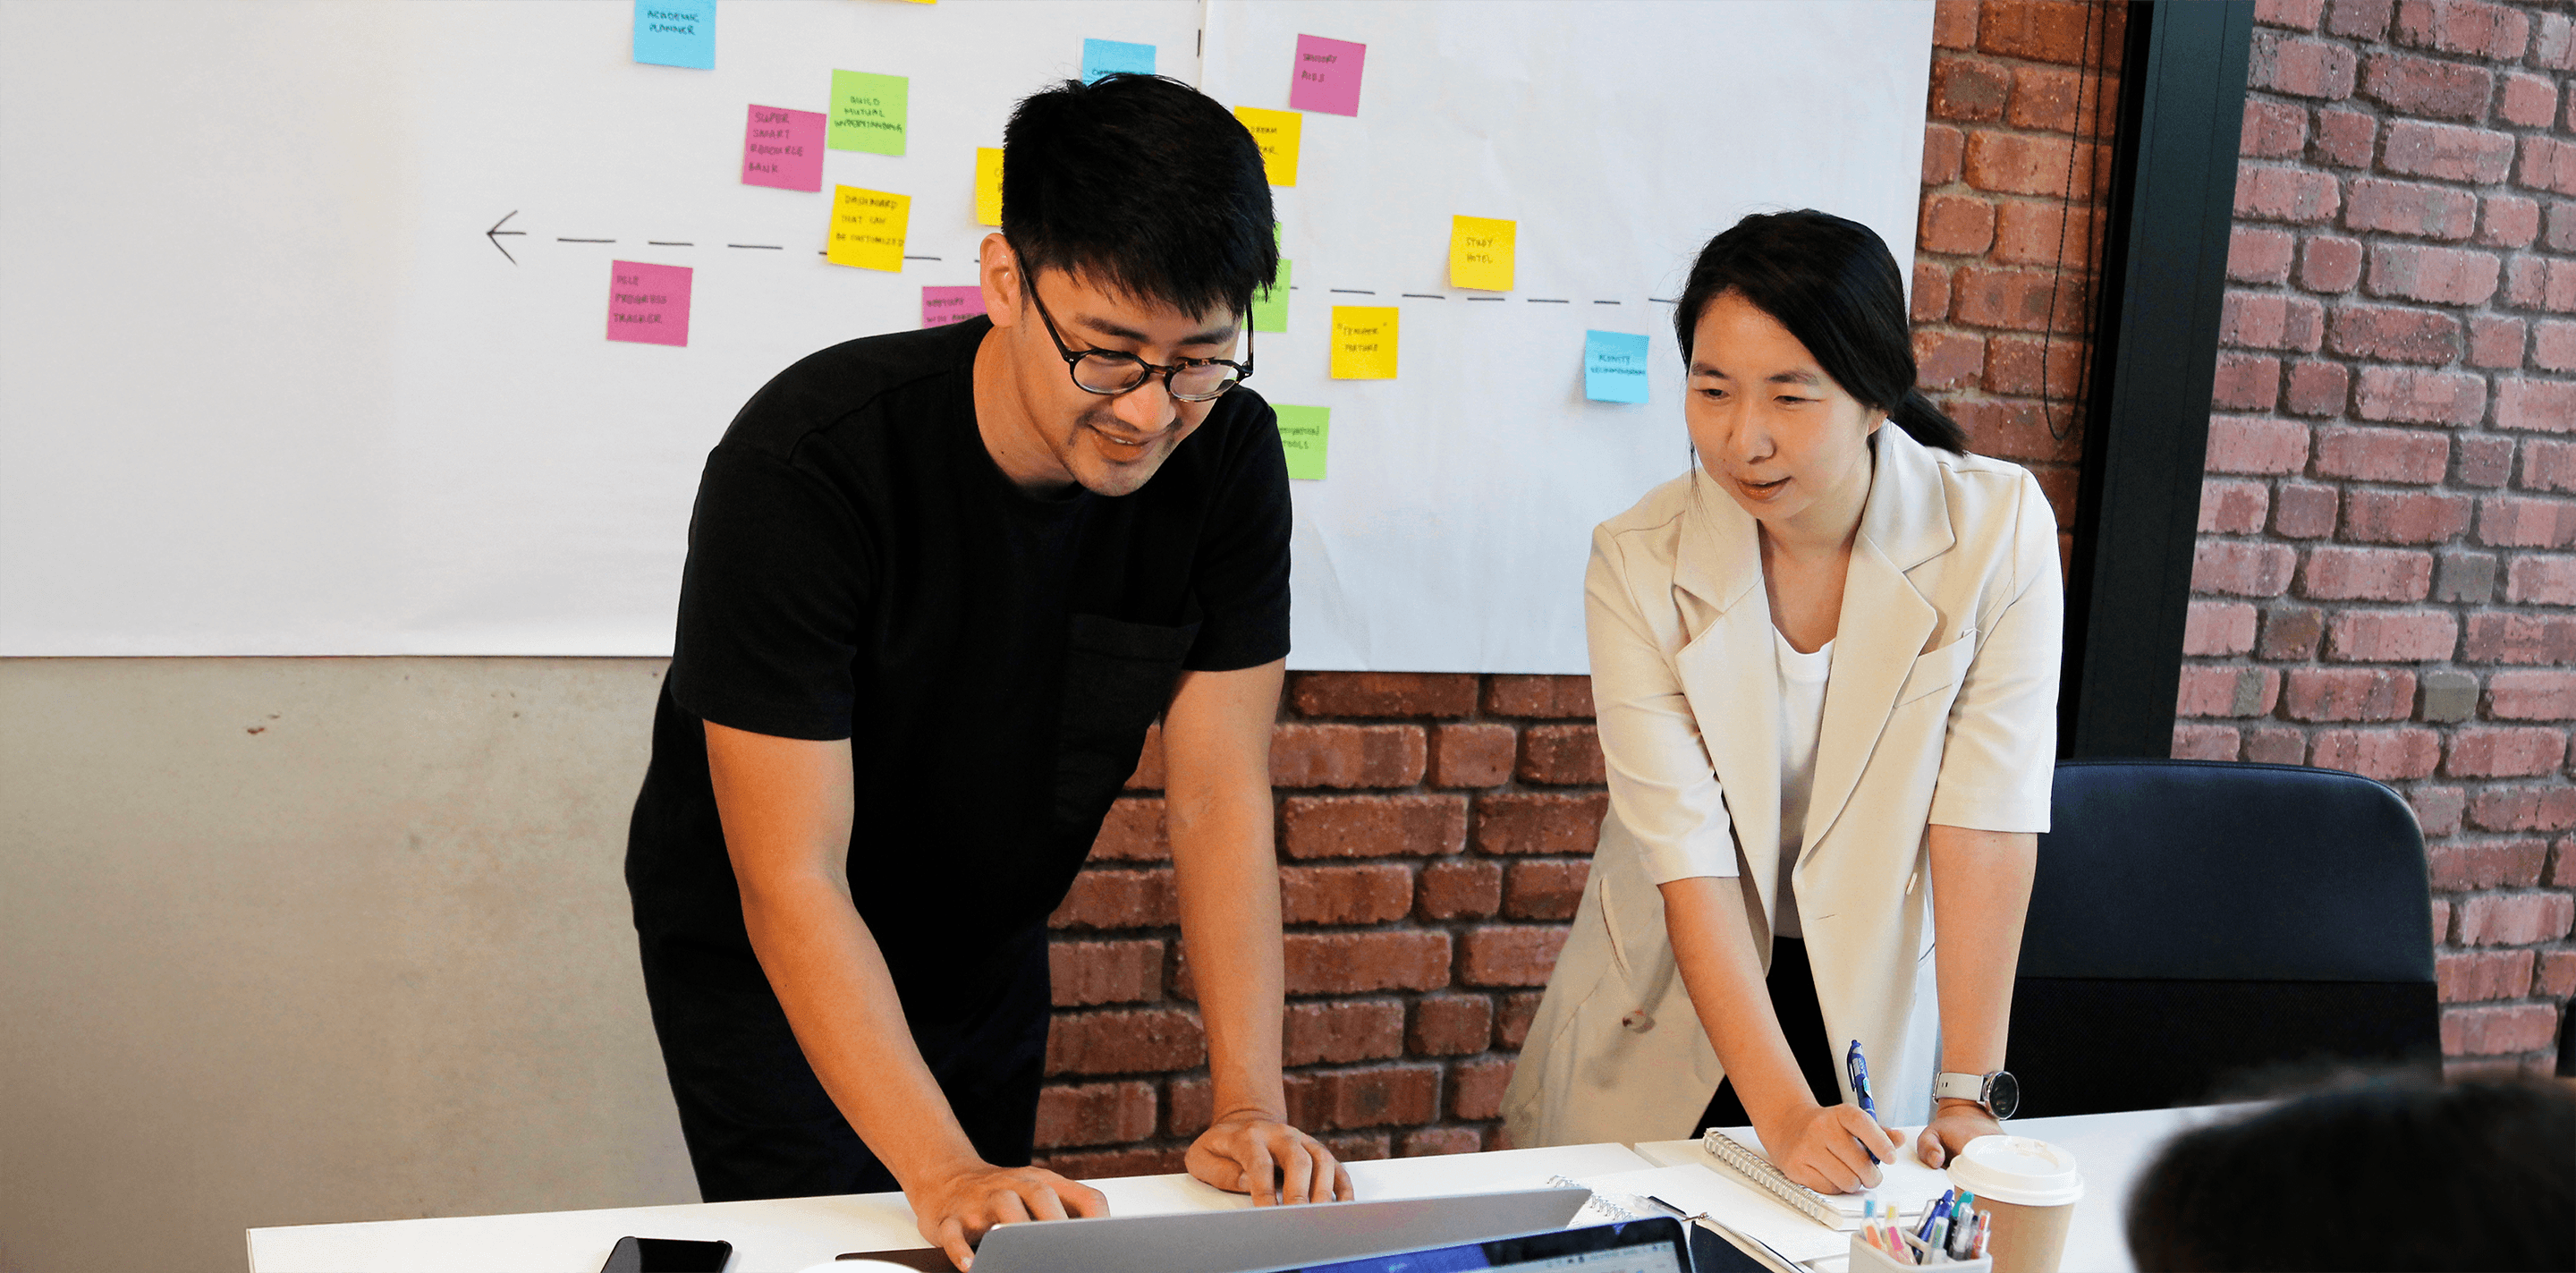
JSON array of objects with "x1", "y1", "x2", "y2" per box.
[{"x1": 0, "y1": 658, "x2": 698, "y2": 1273}]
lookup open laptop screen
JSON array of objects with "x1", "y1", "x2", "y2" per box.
[{"x1": 1277, "y1": 1218, "x2": 1690, "y2": 1273}]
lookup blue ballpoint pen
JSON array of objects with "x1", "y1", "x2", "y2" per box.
[{"x1": 1846, "y1": 1039, "x2": 1885, "y2": 1167}]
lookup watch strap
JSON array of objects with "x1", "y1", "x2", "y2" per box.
[{"x1": 1934, "y1": 1072, "x2": 1990, "y2": 1106}]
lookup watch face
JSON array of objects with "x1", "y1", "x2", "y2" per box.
[{"x1": 1987, "y1": 1070, "x2": 2020, "y2": 1119}]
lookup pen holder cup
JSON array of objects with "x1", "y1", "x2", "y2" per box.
[{"x1": 1850, "y1": 1233, "x2": 1992, "y2": 1271}]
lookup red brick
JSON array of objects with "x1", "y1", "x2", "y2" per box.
[
  {"x1": 2479, "y1": 496, "x2": 2576, "y2": 547},
  {"x1": 2519, "y1": 136, "x2": 2576, "y2": 199},
  {"x1": 1495, "y1": 991, "x2": 1544, "y2": 1050},
  {"x1": 2301, "y1": 545, "x2": 2436, "y2": 599},
  {"x1": 2393, "y1": 0, "x2": 2531, "y2": 58},
  {"x1": 2205, "y1": 415, "x2": 2311, "y2": 474},
  {"x1": 2445, "y1": 726, "x2": 2570, "y2": 778},
  {"x1": 2365, "y1": 243, "x2": 2502, "y2": 307},
  {"x1": 1978, "y1": 0, "x2": 2102, "y2": 64},
  {"x1": 1035, "y1": 1080, "x2": 1159, "y2": 1149},
  {"x1": 1428, "y1": 723, "x2": 1515, "y2": 789},
  {"x1": 1092, "y1": 797, "x2": 1170, "y2": 861},
  {"x1": 2265, "y1": 607, "x2": 2326, "y2": 658},
  {"x1": 2440, "y1": 1004, "x2": 2560, "y2": 1057},
  {"x1": 2461, "y1": 436, "x2": 2516, "y2": 487},
  {"x1": 2468, "y1": 786, "x2": 2576, "y2": 834},
  {"x1": 1981, "y1": 335, "x2": 2088, "y2": 397},
  {"x1": 2315, "y1": 107, "x2": 2379, "y2": 168},
  {"x1": 2199, "y1": 478, "x2": 2271, "y2": 534},
  {"x1": 1475, "y1": 792, "x2": 1609, "y2": 856},
  {"x1": 2250, "y1": 31, "x2": 2359, "y2": 98},
  {"x1": 1503, "y1": 859, "x2": 1592, "y2": 921},
  {"x1": 1964, "y1": 133, "x2": 2105, "y2": 200},
  {"x1": 1995, "y1": 201, "x2": 2100, "y2": 267},
  {"x1": 2274, "y1": 483, "x2": 2342, "y2": 539},
  {"x1": 2224, "y1": 293, "x2": 2329, "y2": 352},
  {"x1": 2329, "y1": 0, "x2": 2394, "y2": 41},
  {"x1": 2282, "y1": 666, "x2": 2417, "y2": 720},
  {"x1": 2185, "y1": 599, "x2": 2260, "y2": 656},
  {"x1": 2437, "y1": 949, "x2": 2538, "y2": 1003},
  {"x1": 1126, "y1": 722, "x2": 1164, "y2": 789},
  {"x1": 2329, "y1": 303, "x2": 2463, "y2": 363},
  {"x1": 2500, "y1": 72, "x2": 2560, "y2": 129},
  {"x1": 2243, "y1": 726, "x2": 2309, "y2": 765},
  {"x1": 1915, "y1": 263, "x2": 1953, "y2": 324},
  {"x1": 1486, "y1": 675, "x2": 1594, "y2": 718},
  {"x1": 1270, "y1": 724, "x2": 1428, "y2": 789},
  {"x1": 2357, "y1": 51, "x2": 2495, "y2": 121},
  {"x1": 1284, "y1": 999, "x2": 1406, "y2": 1066},
  {"x1": 1034, "y1": 1145, "x2": 1191, "y2": 1178},
  {"x1": 2455, "y1": 892, "x2": 2576, "y2": 946},
  {"x1": 1284, "y1": 931, "x2": 1452, "y2": 995},
  {"x1": 1953, "y1": 266, "x2": 2091, "y2": 332},
  {"x1": 1916, "y1": 330, "x2": 1986, "y2": 392},
  {"x1": 2413, "y1": 785, "x2": 2467, "y2": 837},
  {"x1": 2192, "y1": 541, "x2": 2300, "y2": 596},
  {"x1": 1165, "y1": 1074, "x2": 1211, "y2": 1137},
  {"x1": 2475, "y1": 197, "x2": 2541, "y2": 254},
  {"x1": 2541, "y1": 11, "x2": 2576, "y2": 71},
  {"x1": 2318, "y1": 427, "x2": 2453, "y2": 485},
  {"x1": 2343, "y1": 178, "x2": 2479, "y2": 241},
  {"x1": 1400, "y1": 1127, "x2": 1484, "y2": 1158},
  {"x1": 1284, "y1": 1064, "x2": 1444, "y2": 1132},
  {"x1": 2308, "y1": 726, "x2": 2444, "y2": 778},
  {"x1": 1280, "y1": 863, "x2": 1415, "y2": 926},
  {"x1": 1517, "y1": 725, "x2": 1604, "y2": 785},
  {"x1": 1409, "y1": 994, "x2": 1496, "y2": 1057},
  {"x1": 1051, "y1": 867, "x2": 1177, "y2": 929},
  {"x1": 2284, "y1": 360, "x2": 2351, "y2": 415},
  {"x1": 1930, "y1": 60, "x2": 2011, "y2": 123},
  {"x1": 2466, "y1": 614, "x2": 2576, "y2": 665},
  {"x1": 2505, "y1": 555, "x2": 2576, "y2": 605},
  {"x1": 2236, "y1": 164, "x2": 2343, "y2": 224},
  {"x1": 2540, "y1": 950, "x2": 2576, "y2": 998},
  {"x1": 1046, "y1": 1008, "x2": 1206, "y2": 1076},
  {"x1": 1461, "y1": 925, "x2": 1570, "y2": 988},
  {"x1": 1290, "y1": 673, "x2": 1479, "y2": 718},
  {"x1": 1051, "y1": 938, "x2": 1165, "y2": 1006},
  {"x1": 2256, "y1": 0, "x2": 2326, "y2": 30},
  {"x1": 1281, "y1": 794, "x2": 1468, "y2": 860},
  {"x1": 1416, "y1": 859, "x2": 1503, "y2": 921},
  {"x1": 2242, "y1": 98, "x2": 2309, "y2": 159},
  {"x1": 2325, "y1": 607, "x2": 2458, "y2": 660},
  {"x1": 1950, "y1": 398, "x2": 2080, "y2": 465},
  {"x1": 2431, "y1": 895, "x2": 2452, "y2": 942},
  {"x1": 1450, "y1": 1057, "x2": 1516, "y2": 1120},
  {"x1": 1923, "y1": 124, "x2": 1966, "y2": 188},
  {"x1": 2549, "y1": 203, "x2": 2576, "y2": 256},
  {"x1": 2495, "y1": 378, "x2": 2576, "y2": 432},
  {"x1": 1934, "y1": 0, "x2": 1979, "y2": 49},
  {"x1": 1320, "y1": 1131, "x2": 1394, "y2": 1162},
  {"x1": 2172, "y1": 724, "x2": 2241, "y2": 760},
  {"x1": 2538, "y1": 319, "x2": 2576, "y2": 373},
  {"x1": 2469, "y1": 316, "x2": 2529, "y2": 369},
  {"x1": 2342, "y1": 489, "x2": 2473, "y2": 543},
  {"x1": 2503, "y1": 258, "x2": 2576, "y2": 313},
  {"x1": 2529, "y1": 441, "x2": 2576, "y2": 494},
  {"x1": 2383, "y1": 120, "x2": 2518, "y2": 184},
  {"x1": 2353, "y1": 369, "x2": 2487, "y2": 428}
]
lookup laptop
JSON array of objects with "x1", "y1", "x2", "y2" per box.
[{"x1": 1250, "y1": 1216, "x2": 1695, "y2": 1273}]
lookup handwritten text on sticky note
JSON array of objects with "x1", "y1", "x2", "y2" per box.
[
  {"x1": 1081, "y1": 38, "x2": 1156, "y2": 82},
  {"x1": 1584, "y1": 330, "x2": 1651, "y2": 403},
  {"x1": 741, "y1": 105, "x2": 825, "y2": 191},
  {"x1": 974, "y1": 147, "x2": 1004, "y2": 225},
  {"x1": 1451, "y1": 216, "x2": 1517, "y2": 292},
  {"x1": 1331, "y1": 306, "x2": 1399, "y2": 379},
  {"x1": 921, "y1": 285, "x2": 987, "y2": 328},
  {"x1": 1233, "y1": 106, "x2": 1301, "y2": 187},
  {"x1": 606, "y1": 260, "x2": 693, "y2": 346},
  {"x1": 633, "y1": 0, "x2": 715, "y2": 69},
  {"x1": 1288, "y1": 34, "x2": 1367, "y2": 115},
  {"x1": 1275, "y1": 404, "x2": 1330, "y2": 479},
  {"x1": 828, "y1": 70, "x2": 908, "y2": 155},
  {"x1": 827, "y1": 186, "x2": 911, "y2": 271}
]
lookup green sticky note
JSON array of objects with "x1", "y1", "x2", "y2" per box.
[
  {"x1": 1252, "y1": 259, "x2": 1290, "y2": 334},
  {"x1": 829, "y1": 70, "x2": 908, "y2": 155},
  {"x1": 1275, "y1": 404, "x2": 1328, "y2": 480}
]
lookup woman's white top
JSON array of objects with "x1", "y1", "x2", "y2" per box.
[{"x1": 1772, "y1": 629, "x2": 1832, "y2": 940}]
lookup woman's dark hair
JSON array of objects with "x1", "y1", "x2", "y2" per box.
[
  {"x1": 1673, "y1": 209, "x2": 1967, "y2": 454},
  {"x1": 1001, "y1": 73, "x2": 1278, "y2": 318},
  {"x1": 2124, "y1": 1077, "x2": 2576, "y2": 1271}
]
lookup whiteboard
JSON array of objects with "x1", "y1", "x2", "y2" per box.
[{"x1": 0, "y1": 1, "x2": 1932, "y2": 666}]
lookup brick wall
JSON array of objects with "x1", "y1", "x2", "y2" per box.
[
  {"x1": 1034, "y1": 0, "x2": 2132, "y2": 1174},
  {"x1": 2179, "y1": 0, "x2": 2575, "y2": 1077}
]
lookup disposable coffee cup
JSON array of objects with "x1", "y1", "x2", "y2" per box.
[{"x1": 1943, "y1": 1134, "x2": 2084, "y2": 1273}]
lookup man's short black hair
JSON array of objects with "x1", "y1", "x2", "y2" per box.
[{"x1": 1000, "y1": 72, "x2": 1277, "y2": 319}]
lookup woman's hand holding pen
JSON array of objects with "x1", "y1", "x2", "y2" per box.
[
  {"x1": 1758, "y1": 1099, "x2": 1899, "y2": 1194},
  {"x1": 1912, "y1": 1099, "x2": 2005, "y2": 1168}
]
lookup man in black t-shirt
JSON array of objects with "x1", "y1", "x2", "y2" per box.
[{"x1": 624, "y1": 75, "x2": 1346, "y2": 1265}]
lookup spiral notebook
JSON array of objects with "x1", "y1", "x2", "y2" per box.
[{"x1": 1631, "y1": 1128, "x2": 1950, "y2": 1230}]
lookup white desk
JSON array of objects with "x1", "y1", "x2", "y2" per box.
[{"x1": 248, "y1": 1108, "x2": 2240, "y2": 1273}]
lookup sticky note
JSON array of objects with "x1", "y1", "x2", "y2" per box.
[
  {"x1": 1251, "y1": 259, "x2": 1291, "y2": 334},
  {"x1": 606, "y1": 261, "x2": 692, "y2": 346},
  {"x1": 829, "y1": 71, "x2": 908, "y2": 156},
  {"x1": 974, "y1": 147, "x2": 1004, "y2": 226},
  {"x1": 1288, "y1": 34, "x2": 1367, "y2": 115},
  {"x1": 921, "y1": 285, "x2": 986, "y2": 328},
  {"x1": 741, "y1": 105, "x2": 825, "y2": 191},
  {"x1": 1451, "y1": 216, "x2": 1516, "y2": 292},
  {"x1": 1330, "y1": 306, "x2": 1398, "y2": 379},
  {"x1": 633, "y1": 0, "x2": 715, "y2": 69},
  {"x1": 1275, "y1": 405, "x2": 1330, "y2": 479},
  {"x1": 1082, "y1": 38, "x2": 1156, "y2": 83},
  {"x1": 1233, "y1": 106, "x2": 1301, "y2": 186},
  {"x1": 827, "y1": 186, "x2": 911, "y2": 270},
  {"x1": 1584, "y1": 330, "x2": 1651, "y2": 403}
]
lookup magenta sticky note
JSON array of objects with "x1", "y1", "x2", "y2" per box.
[
  {"x1": 921, "y1": 284, "x2": 987, "y2": 328},
  {"x1": 606, "y1": 260, "x2": 692, "y2": 346},
  {"x1": 1288, "y1": 34, "x2": 1367, "y2": 116},
  {"x1": 741, "y1": 104, "x2": 826, "y2": 191}
]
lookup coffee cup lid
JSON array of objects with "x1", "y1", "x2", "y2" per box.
[{"x1": 1945, "y1": 1135, "x2": 2085, "y2": 1207}]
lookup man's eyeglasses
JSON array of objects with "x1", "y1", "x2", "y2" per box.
[{"x1": 1021, "y1": 275, "x2": 1253, "y2": 403}]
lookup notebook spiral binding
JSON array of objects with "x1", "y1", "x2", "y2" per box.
[
  {"x1": 1698, "y1": 1129, "x2": 1841, "y2": 1226},
  {"x1": 1546, "y1": 1175, "x2": 1642, "y2": 1226}
]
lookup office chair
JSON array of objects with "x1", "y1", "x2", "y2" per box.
[{"x1": 2004, "y1": 759, "x2": 2439, "y2": 1118}]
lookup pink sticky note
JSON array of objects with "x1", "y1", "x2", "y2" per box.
[
  {"x1": 921, "y1": 284, "x2": 987, "y2": 328},
  {"x1": 741, "y1": 104, "x2": 826, "y2": 191},
  {"x1": 1288, "y1": 34, "x2": 1367, "y2": 116},
  {"x1": 606, "y1": 260, "x2": 692, "y2": 347}
]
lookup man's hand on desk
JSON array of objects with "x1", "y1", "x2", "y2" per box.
[
  {"x1": 1185, "y1": 1109, "x2": 1356, "y2": 1205},
  {"x1": 1911, "y1": 1099, "x2": 2004, "y2": 1169},
  {"x1": 910, "y1": 1160, "x2": 1107, "y2": 1271}
]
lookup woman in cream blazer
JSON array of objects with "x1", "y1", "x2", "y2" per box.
[{"x1": 1501, "y1": 211, "x2": 2061, "y2": 1191}]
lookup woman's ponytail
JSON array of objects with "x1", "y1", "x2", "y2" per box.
[{"x1": 1888, "y1": 387, "x2": 1969, "y2": 454}]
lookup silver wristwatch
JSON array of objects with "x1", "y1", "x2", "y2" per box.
[{"x1": 1934, "y1": 1070, "x2": 2020, "y2": 1119}]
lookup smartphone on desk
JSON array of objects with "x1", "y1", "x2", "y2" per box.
[{"x1": 600, "y1": 1235, "x2": 733, "y2": 1273}]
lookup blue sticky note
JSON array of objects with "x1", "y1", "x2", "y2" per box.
[
  {"x1": 1081, "y1": 38, "x2": 1157, "y2": 83},
  {"x1": 634, "y1": 0, "x2": 716, "y2": 70},
  {"x1": 1585, "y1": 329, "x2": 1650, "y2": 403}
]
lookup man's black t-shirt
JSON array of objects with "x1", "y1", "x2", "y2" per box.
[{"x1": 625, "y1": 316, "x2": 1290, "y2": 1011}]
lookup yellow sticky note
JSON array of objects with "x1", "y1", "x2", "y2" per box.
[
  {"x1": 827, "y1": 185, "x2": 911, "y2": 271},
  {"x1": 1449, "y1": 216, "x2": 1516, "y2": 291},
  {"x1": 974, "y1": 148, "x2": 1004, "y2": 226},
  {"x1": 1330, "y1": 306, "x2": 1398, "y2": 379},
  {"x1": 1233, "y1": 106, "x2": 1301, "y2": 187}
]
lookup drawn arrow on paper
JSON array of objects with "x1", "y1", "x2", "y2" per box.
[{"x1": 486, "y1": 210, "x2": 526, "y2": 264}]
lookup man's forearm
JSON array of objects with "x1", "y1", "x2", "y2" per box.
[
  {"x1": 1925, "y1": 826, "x2": 2036, "y2": 1076},
  {"x1": 1168, "y1": 777, "x2": 1287, "y2": 1119}
]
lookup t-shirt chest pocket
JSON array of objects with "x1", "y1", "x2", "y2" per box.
[{"x1": 1054, "y1": 613, "x2": 1200, "y2": 836}]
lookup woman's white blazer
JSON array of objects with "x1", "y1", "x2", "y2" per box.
[{"x1": 1501, "y1": 426, "x2": 2062, "y2": 1148}]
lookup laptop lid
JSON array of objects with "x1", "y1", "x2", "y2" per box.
[
  {"x1": 1255, "y1": 1217, "x2": 1693, "y2": 1273},
  {"x1": 967, "y1": 1186, "x2": 1591, "y2": 1273}
]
